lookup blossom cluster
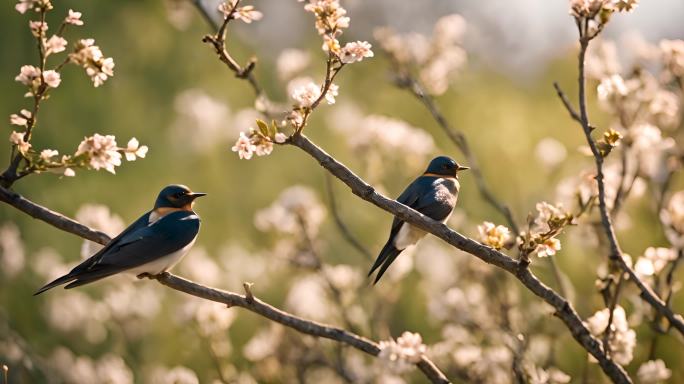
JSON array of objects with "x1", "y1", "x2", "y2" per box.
[
  {"x1": 518, "y1": 202, "x2": 572, "y2": 258},
  {"x1": 231, "y1": 122, "x2": 285, "y2": 160},
  {"x1": 217, "y1": 0, "x2": 263, "y2": 24},
  {"x1": 7, "y1": 2, "x2": 133, "y2": 182},
  {"x1": 69, "y1": 39, "x2": 115, "y2": 87},
  {"x1": 377, "y1": 332, "x2": 427, "y2": 374},
  {"x1": 477, "y1": 221, "x2": 512, "y2": 250},
  {"x1": 585, "y1": 305, "x2": 636, "y2": 365},
  {"x1": 375, "y1": 14, "x2": 467, "y2": 95},
  {"x1": 569, "y1": 0, "x2": 638, "y2": 38}
]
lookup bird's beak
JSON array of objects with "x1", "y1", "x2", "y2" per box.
[
  {"x1": 188, "y1": 192, "x2": 207, "y2": 199},
  {"x1": 457, "y1": 165, "x2": 470, "y2": 171}
]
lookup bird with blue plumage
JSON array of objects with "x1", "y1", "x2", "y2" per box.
[
  {"x1": 368, "y1": 156, "x2": 469, "y2": 284},
  {"x1": 34, "y1": 184, "x2": 206, "y2": 295}
]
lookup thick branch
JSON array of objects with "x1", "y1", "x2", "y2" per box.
[
  {"x1": 0, "y1": 187, "x2": 449, "y2": 384},
  {"x1": 0, "y1": 186, "x2": 110, "y2": 245},
  {"x1": 288, "y1": 133, "x2": 630, "y2": 383},
  {"x1": 154, "y1": 273, "x2": 449, "y2": 384}
]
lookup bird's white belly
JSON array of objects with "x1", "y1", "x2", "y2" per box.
[
  {"x1": 128, "y1": 237, "x2": 196, "y2": 276},
  {"x1": 393, "y1": 213, "x2": 452, "y2": 250},
  {"x1": 394, "y1": 223, "x2": 427, "y2": 250}
]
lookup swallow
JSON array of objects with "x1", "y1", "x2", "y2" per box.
[
  {"x1": 368, "y1": 156, "x2": 468, "y2": 284},
  {"x1": 35, "y1": 184, "x2": 206, "y2": 295}
]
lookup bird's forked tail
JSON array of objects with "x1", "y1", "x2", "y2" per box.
[{"x1": 368, "y1": 241, "x2": 402, "y2": 285}]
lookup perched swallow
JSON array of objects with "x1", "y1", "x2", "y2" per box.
[
  {"x1": 35, "y1": 184, "x2": 206, "y2": 295},
  {"x1": 368, "y1": 156, "x2": 468, "y2": 284}
]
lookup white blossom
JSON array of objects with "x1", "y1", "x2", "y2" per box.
[
  {"x1": 274, "y1": 132, "x2": 287, "y2": 143},
  {"x1": 339, "y1": 41, "x2": 374, "y2": 64},
  {"x1": 70, "y1": 39, "x2": 115, "y2": 87},
  {"x1": 9, "y1": 109, "x2": 32, "y2": 127},
  {"x1": 15, "y1": 65, "x2": 41, "y2": 87},
  {"x1": 42, "y1": 70, "x2": 61, "y2": 88},
  {"x1": 40, "y1": 148, "x2": 58, "y2": 161},
  {"x1": 9, "y1": 131, "x2": 31, "y2": 154},
  {"x1": 234, "y1": 5, "x2": 262, "y2": 23},
  {"x1": 75, "y1": 134, "x2": 122, "y2": 174},
  {"x1": 477, "y1": 222, "x2": 511, "y2": 250},
  {"x1": 597, "y1": 74, "x2": 628, "y2": 101},
  {"x1": 45, "y1": 35, "x2": 67, "y2": 55},
  {"x1": 231, "y1": 132, "x2": 256, "y2": 160},
  {"x1": 150, "y1": 366, "x2": 199, "y2": 384},
  {"x1": 377, "y1": 332, "x2": 427, "y2": 374},
  {"x1": 537, "y1": 238, "x2": 562, "y2": 257},
  {"x1": 29, "y1": 20, "x2": 47, "y2": 37},
  {"x1": 637, "y1": 359, "x2": 671, "y2": 384},
  {"x1": 65, "y1": 9, "x2": 84, "y2": 26},
  {"x1": 585, "y1": 305, "x2": 636, "y2": 365},
  {"x1": 124, "y1": 137, "x2": 148, "y2": 161},
  {"x1": 15, "y1": 0, "x2": 36, "y2": 14}
]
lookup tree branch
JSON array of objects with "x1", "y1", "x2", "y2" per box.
[
  {"x1": 553, "y1": 39, "x2": 684, "y2": 338},
  {"x1": 287, "y1": 133, "x2": 630, "y2": 383},
  {"x1": 0, "y1": 186, "x2": 110, "y2": 245},
  {"x1": 0, "y1": 187, "x2": 450, "y2": 384}
]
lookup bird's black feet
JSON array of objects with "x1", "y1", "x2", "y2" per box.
[{"x1": 136, "y1": 272, "x2": 153, "y2": 279}]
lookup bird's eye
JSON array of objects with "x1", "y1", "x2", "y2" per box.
[{"x1": 175, "y1": 192, "x2": 184, "y2": 198}]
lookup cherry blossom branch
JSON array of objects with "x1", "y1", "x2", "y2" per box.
[
  {"x1": 553, "y1": 12, "x2": 684, "y2": 348},
  {"x1": 554, "y1": 77, "x2": 684, "y2": 337},
  {"x1": 200, "y1": 0, "x2": 262, "y2": 98},
  {"x1": 324, "y1": 172, "x2": 373, "y2": 260},
  {"x1": 0, "y1": 187, "x2": 450, "y2": 384},
  {"x1": 287, "y1": 132, "x2": 631, "y2": 383},
  {"x1": 190, "y1": 4, "x2": 628, "y2": 379},
  {"x1": 398, "y1": 77, "x2": 520, "y2": 235}
]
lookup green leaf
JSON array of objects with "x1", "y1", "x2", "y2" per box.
[
  {"x1": 256, "y1": 119, "x2": 269, "y2": 137},
  {"x1": 270, "y1": 120, "x2": 279, "y2": 136}
]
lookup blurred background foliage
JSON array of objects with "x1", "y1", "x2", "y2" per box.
[{"x1": 1, "y1": 0, "x2": 683, "y2": 383}]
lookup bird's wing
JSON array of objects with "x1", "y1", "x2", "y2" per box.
[
  {"x1": 70, "y1": 211, "x2": 153, "y2": 274},
  {"x1": 74, "y1": 211, "x2": 200, "y2": 276},
  {"x1": 388, "y1": 177, "x2": 430, "y2": 237},
  {"x1": 412, "y1": 190, "x2": 455, "y2": 222}
]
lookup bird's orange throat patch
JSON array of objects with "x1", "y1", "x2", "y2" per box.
[
  {"x1": 423, "y1": 172, "x2": 457, "y2": 179},
  {"x1": 150, "y1": 204, "x2": 194, "y2": 223}
]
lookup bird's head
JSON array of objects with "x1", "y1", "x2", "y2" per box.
[
  {"x1": 154, "y1": 184, "x2": 207, "y2": 210},
  {"x1": 424, "y1": 156, "x2": 469, "y2": 178}
]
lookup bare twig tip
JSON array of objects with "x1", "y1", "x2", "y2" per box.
[{"x1": 243, "y1": 282, "x2": 255, "y2": 303}]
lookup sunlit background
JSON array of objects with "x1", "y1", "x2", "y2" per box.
[{"x1": 1, "y1": 0, "x2": 684, "y2": 383}]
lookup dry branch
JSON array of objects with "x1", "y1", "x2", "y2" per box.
[{"x1": 0, "y1": 186, "x2": 449, "y2": 384}]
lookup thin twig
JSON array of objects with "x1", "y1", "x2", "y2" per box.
[
  {"x1": 324, "y1": 172, "x2": 373, "y2": 261},
  {"x1": 602, "y1": 274, "x2": 624, "y2": 357}
]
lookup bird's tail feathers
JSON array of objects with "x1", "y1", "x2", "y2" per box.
[
  {"x1": 368, "y1": 241, "x2": 402, "y2": 285},
  {"x1": 33, "y1": 274, "x2": 77, "y2": 296}
]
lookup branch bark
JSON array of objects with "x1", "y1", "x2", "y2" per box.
[
  {"x1": 0, "y1": 186, "x2": 450, "y2": 384},
  {"x1": 287, "y1": 133, "x2": 631, "y2": 383}
]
